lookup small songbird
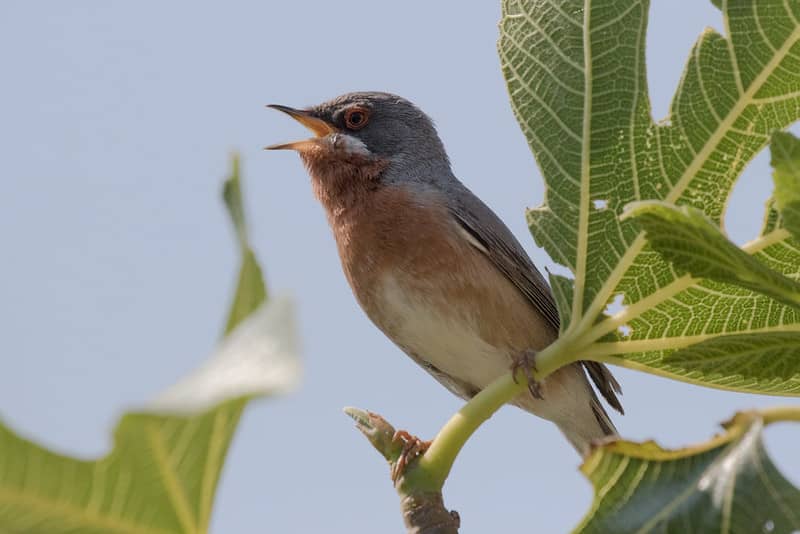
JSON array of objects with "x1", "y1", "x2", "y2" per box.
[{"x1": 267, "y1": 92, "x2": 623, "y2": 456}]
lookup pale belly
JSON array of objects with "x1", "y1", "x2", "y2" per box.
[
  {"x1": 374, "y1": 273, "x2": 518, "y2": 398},
  {"x1": 370, "y1": 271, "x2": 604, "y2": 444}
]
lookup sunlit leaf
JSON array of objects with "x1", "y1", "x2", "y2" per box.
[
  {"x1": 575, "y1": 411, "x2": 800, "y2": 533},
  {"x1": 623, "y1": 201, "x2": 800, "y2": 310},
  {"x1": 772, "y1": 131, "x2": 800, "y2": 241},
  {"x1": 500, "y1": 0, "x2": 800, "y2": 392},
  {"x1": 662, "y1": 332, "x2": 800, "y2": 394}
]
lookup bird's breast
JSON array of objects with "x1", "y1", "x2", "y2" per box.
[
  {"x1": 326, "y1": 185, "x2": 555, "y2": 393},
  {"x1": 373, "y1": 271, "x2": 513, "y2": 393}
]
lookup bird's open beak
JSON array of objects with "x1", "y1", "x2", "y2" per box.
[{"x1": 265, "y1": 104, "x2": 336, "y2": 151}]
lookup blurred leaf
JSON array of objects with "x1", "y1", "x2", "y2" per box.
[
  {"x1": 623, "y1": 201, "x2": 800, "y2": 310},
  {"x1": 575, "y1": 411, "x2": 800, "y2": 533},
  {"x1": 151, "y1": 296, "x2": 300, "y2": 413},
  {"x1": 0, "y1": 399, "x2": 248, "y2": 534},
  {"x1": 224, "y1": 249, "x2": 267, "y2": 336},
  {"x1": 771, "y1": 131, "x2": 800, "y2": 241},
  {"x1": 0, "y1": 157, "x2": 300, "y2": 533},
  {"x1": 223, "y1": 154, "x2": 267, "y2": 335},
  {"x1": 222, "y1": 155, "x2": 247, "y2": 247}
]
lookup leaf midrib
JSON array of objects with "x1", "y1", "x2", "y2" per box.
[
  {"x1": 580, "y1": 227, "x2": 792, "y2": 346},
  {"x1": 146, "y1": 424, "x2": 198, "y2": 534},
  {"x1": 572, "y1": 0, "x2": 595, "y2": 323},
  {"x1": 199, "y1": 408, "x2": 231, "y2": 531},
  {"x1": 584, "y1": 324, "x2": 800, "y2": 358},
  {"x1": 600, "y1": 355, "x2": 800, "y2": 396},
  {"x1": 631, "y1": 434, "x2": 742, "y2": 534},
  {"x1": 0, "y1": 485, "x2": 174, "y2": 534},
  {"x1": 571, "y1": 23, "x2": 800, "y2": 344}
]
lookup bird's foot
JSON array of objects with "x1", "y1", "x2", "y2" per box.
[
  {"x1": 511, "y1": 349, "x2": 544, "y2": 400},
  {"x1": 391, "y1": 430, "x2": 431, "y2": 482}
]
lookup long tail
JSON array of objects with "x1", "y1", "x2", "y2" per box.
[
  {"x1": 514, "y1": 362, "x2": 623, "y2": 455},
  {"x1": 558, "y1": 395, "x2": 617, "y2": 454}
]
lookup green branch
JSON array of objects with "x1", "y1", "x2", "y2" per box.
[{"x1": 404, "y1": 336, "x2": 578, "y2": 492}]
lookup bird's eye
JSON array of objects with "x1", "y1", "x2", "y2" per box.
[{"x1": 344, "y1": 107, "x2": 369, "y2": 130}]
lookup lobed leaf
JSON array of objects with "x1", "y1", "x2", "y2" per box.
[
  {"x1": 623, "y1": 201, "x2": 800, "y2": 310},
  {"x1": 501, "y1": 0, "x2": 800, "y2": 393},
  {"x1": 575, "y1": 411, "x2": 800, "y2": 533}
]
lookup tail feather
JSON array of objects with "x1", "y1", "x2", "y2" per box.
[
  {"x1": 556, "y1": 389, "x2": 618, "y2": 455},
  {"x1": 583, "y1": 361, "x2": 624, "y2": 414},
  {"x1": 590, "y1": 397, "x2": 618, "y2": 436}
]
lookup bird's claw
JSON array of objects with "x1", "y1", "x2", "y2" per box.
[
  {"x1": 391, "y1": 430, "x2": 431, "y2": 482},
  {"x1": 511, "y1": 349, "x2": 544, "y2": 400}
]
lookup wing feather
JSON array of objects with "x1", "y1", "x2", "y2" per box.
[{"x1": 446, "y1": 184, "x2": 623, "y2": 414}]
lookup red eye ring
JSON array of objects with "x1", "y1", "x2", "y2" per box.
[{"x1": 344, "y1": 107, "x2": 370, "y2": 130}]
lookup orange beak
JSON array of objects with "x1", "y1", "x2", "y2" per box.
[{"x1": 265, "y1": 105, "x2": 336, "y2": 151}]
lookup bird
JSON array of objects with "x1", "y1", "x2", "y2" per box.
[{"x1": 267, "y1": 91, "x2": 623, "y2": 462}]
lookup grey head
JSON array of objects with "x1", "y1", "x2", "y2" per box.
[{"x1": 267, "y1": 92, "x2": 452, "y2": 181}]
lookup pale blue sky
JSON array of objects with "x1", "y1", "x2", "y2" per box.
[{"x1": 1, "y1": 1, "x2": 798, "y2": 532}]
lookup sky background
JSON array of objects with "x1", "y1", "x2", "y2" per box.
[{"x1": 1, "y1": 1, "x2": 798, "y2": 533}]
